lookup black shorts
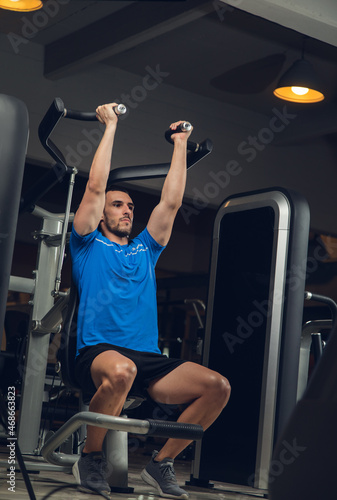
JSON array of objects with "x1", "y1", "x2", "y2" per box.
[{"x1": 75, "y1": 343, "x2": 186, "y2": 402}]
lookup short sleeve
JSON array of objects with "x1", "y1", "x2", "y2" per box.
[
  {"x1": 133, "y1": 228, "x2": 166, "y2": 266},
  {"x1": 69, "y1": 226, "x2": 98, "y2": 264}
]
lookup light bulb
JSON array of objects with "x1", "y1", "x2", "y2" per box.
[{"x1": 291, "y1": 86, "x2": 309, "y2": 96}]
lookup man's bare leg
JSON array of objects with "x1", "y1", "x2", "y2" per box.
[
  {"x1": 147, "y1": 362, "x2": 231, "y2": 461},
  {"x1": 82, "y1": 350, "x2": 137, "y2": 453}
]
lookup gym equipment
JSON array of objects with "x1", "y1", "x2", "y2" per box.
[
  {"x1": 269, "y1": 314, "x2": 337, "y2": 499},
  {"x1": 40, "y1": 274, "x2": 202, "y2": 492},
  {"x1": 4, "y1": 97, "x2": 212, "y2": 466},
  {"x1": 304, "y1": 290, "x2": 337, "y2": 325},
  {"x1": 0, "y1": 95, "x2": 29, "y2": 347},
  {"x1": 164, "y1": 121, "x2": 199, "y2": 151},
  {"x1": 189, "y1": 188, "x2": 310, "y2": 496},
  {"x1": 297, "y1": 318, "x2": 333, "y2": 400}
]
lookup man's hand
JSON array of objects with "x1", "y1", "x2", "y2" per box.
[
  {"x1": 169, "y1": 120, "x2": 193, "y2": 142},
  {"x1": 95, "y1": 103, "x2": 119, "y2": 127}
]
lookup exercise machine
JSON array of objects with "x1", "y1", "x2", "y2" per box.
[
  {"x1": 269, "y1": 314, "x2": 337, "y2": 499},
  {"x1": 1, "y1": 97, "x2": 212, "y2": 493},
  {"x1": 188, "y1": 188, "x2": 310, "y2": 496},
  {"x1": 0, "y1": 94, "x2": 29, "y2": 350}
]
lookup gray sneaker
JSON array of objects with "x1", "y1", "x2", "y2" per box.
[
  {"x1": 141, "y1": 450, "x2": 189, "y2": 499},
  {"x1": 72, "y1": 451, "x2": 110, "y2": 495}
]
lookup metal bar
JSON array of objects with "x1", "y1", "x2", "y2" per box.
[
  {"x1": 17, "y1": 216, "x2": 63, "y2": 454},
  {"x1": 31, "y1": 292, "x2": 69, "y2": 335},
  {"x1": 311, "y1": 332, "x2": 323, "y2": 364},
  {"x1": 297, "y1": 325, "x2": 313, "y2": 401},
  {"x1": 301, "y1": 319, "x2": 333, "y2": 336},
  {"x1": 184, "y1": 299, "x2": 206, "y2": 329},
  {"x1": 41, "y1": 413, "x2": 147, "y2": 466},
  {"x1": 32, "y1": 206, "x2": 64, "y2": 220},
  {"x1": 54, "y1": 169, "x2": 77, "y2": 295},
  {"x1": 42, "y1": 412, "x2": 203, "y2": 467},
  {"x1": 304, "y1": 291, "x2": 337, "y2": 324},
  {"x1": 297, "y1": 319, "x2": 333, "y2": 400},
  {"x1": 9, "y1": 276, "x2": 35, "y2": 294}
]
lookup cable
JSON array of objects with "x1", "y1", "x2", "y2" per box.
[
  {"x1": 0, "y1": 390, "x2": 37, "y2": 500},
  {"x1": 1, "y1": 390, "x2": 109, "y2": 500},
  {"x1": 13, "y1": 440, "x2": 37, "y2": 500},
  {"x1": 41, "y1": 483, "x2": 111, "y2": 499}
]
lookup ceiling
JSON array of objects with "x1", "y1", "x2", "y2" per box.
[
  {"x1": 1, "y1": 0, "x2": 337, "y2": 242},
  {"x1": 3, "y1": 1, "x2": 337, "y2": 113}
]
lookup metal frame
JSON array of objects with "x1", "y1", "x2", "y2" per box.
[
  {"x1": 16, "y1": 207, "x2": 69, "y2": 454},
  {"x1": 191, "y1": 188, "x2": 310, "y2": 493},
  {"x1": 200, "y1": 191, "x2": 290, "y2": 491},
  {"x1": 297, "y1": 319, "x2": 333, "y2": 400},
  {"x1": 41, "y1": 412, "x2": 203, "y2": 466}
]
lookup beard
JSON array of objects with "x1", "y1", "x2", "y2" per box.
[{"x1": 104, "y1": 219, "x2": 132, "y2": 238}]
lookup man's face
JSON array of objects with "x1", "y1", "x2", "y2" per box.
[{"x1": 101, "y1": 190, "x2": 134, "y2": 239}]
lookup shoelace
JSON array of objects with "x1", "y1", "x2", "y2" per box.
[
  {"x1": 88, "y1": 457, "x2": 108, "y2": 477},
  {"x1": 159, "y1": 462, "x2": 177, "y2": 482}
]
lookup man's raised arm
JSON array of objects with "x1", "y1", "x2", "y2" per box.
[
  {"x1": 73, "y1": 103, "x2": 119, "y2": 236},
  {"x1": 147, "y1": 121, "x2": 192, "y2": 246}
]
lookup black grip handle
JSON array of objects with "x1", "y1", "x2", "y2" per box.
[
  {"x1": 164, "y1": 122, "x2": 199, "y2": 152},
  {"x1": 64, "y1": 103, "x2": 126, "y2": 120},
  {"x1": 146, "y1": 419, "x2": 203, "y2": 440},
  {"x1": 38, "y1": 99, "x2": 127, "y2": 167},
  {"x1": 164, "y1": 122, "x2": 191, "y2": 141}
]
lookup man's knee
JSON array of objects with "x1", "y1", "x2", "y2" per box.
[
  {"x1": 93, "y1": 356, "x2": 137, "y2": 394},
  {"x1": 111, "y1": 360, "x2": 137, "y2": 389},
  {"x1": 220, "y1": 376, "x2": 231, "y2": 405},
  {"x1": 207, "y1": 372, "x2": 231, "y2": 406}
]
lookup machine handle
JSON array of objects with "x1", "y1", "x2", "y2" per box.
[
  {"x1": 146, "y1": 419, "x2": 203, "y2": 440},
  {"x1": 38, "y1": 99, "x2": 126, "y2": 168},
  {"x1": 164, "y1": 122, "x2": 199, "y2": 152},
  {"x1": 38, "y1": 99, "x2": 125, "y2": 146},
  {"x1": 64, "y1": 103, "x2": 126, "y2": 120}
]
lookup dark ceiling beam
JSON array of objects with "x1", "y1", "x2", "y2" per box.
[{"x1": 44, "y1": 0, "x2": 212, "y2": 80}]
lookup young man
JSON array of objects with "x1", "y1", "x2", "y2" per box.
[{"x1": 70, "y1": 103, "x2": 231, "y2": 499}]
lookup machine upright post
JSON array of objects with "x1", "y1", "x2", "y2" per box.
[{"x1": 18, "y1": 215, "x2": 63, "y2": 454}]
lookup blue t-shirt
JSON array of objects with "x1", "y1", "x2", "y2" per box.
[{"x1": 69, "y1": 226, "x2": 165, "y2": 356}]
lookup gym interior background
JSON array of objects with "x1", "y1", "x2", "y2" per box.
[
  {"x1": 1, "y1": 0, "x2": 337, "y2": 498},
  {"x1": 2, "y1": 0, "x2": 337, "y2": 345}
]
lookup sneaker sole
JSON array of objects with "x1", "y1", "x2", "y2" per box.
[
  {"x1": 141, "y1": 468, "x2": 189, "y2": 499},
  {"x1": 72, "y1": 461, "x2": 81, "y2": 485}
]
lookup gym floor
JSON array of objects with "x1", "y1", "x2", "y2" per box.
[{"x1": 0, "y1": 441, "x2": 267, "y2": 500}]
